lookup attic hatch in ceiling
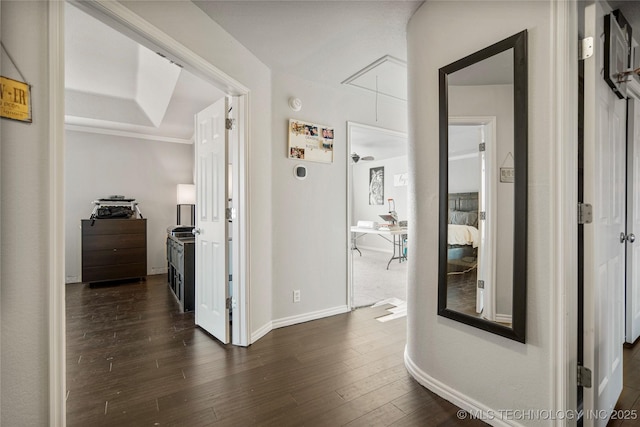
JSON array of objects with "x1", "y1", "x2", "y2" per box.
[{"x1": 341, "y1": 55, "x2": 407, "y2": 102}]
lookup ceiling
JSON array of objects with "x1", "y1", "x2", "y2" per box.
[
  {"x1": 194, "y1": 1, "x2": 422, "y2": 89},
  {"x1": 194, "y1": 0, "x2": 419, "y2": 160},
  {"x1": 350, "y1": 125, "x2": 407, "y2": 163},
  {"x1": 65, "y1": 3, "x2": 226, "y2": 143},
  {"x1": 65, "y1": 1, "x2": 421, "y2": 151}
]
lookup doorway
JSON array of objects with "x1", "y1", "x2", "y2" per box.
[
  {"x1": 52, "y1": 0, "x2": 252, "y2": 420},
  {"x1": 347, "y1": 122, "x2": 408, "y2": 309},
  {"x1": 447, "y1": 117, "x2": 497, "y2": 322},
  {"x1": 63, "y1": 0, "x2": 247, "y2": 344}
]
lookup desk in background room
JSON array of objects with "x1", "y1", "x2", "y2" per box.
[{"x1": 350, "y1": 226, "x2": 408, "y2": 269}]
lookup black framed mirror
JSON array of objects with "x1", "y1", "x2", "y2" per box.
[{"x1": 438, "y1": 30, "x2": 527, "y2": 343}]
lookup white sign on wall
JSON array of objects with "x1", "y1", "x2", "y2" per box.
[{"x1": 394, "y1": 173, "x2": 408, "y2": 187}]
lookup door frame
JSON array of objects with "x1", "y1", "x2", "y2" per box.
[
  {"x1": 625, "y1": 83, "x2": 640, "y2": 344},
  {"x1": 552, "y1": 0, "x2": 579, "y2": 421},
  {"x1": 49, "y1": 1, "x2": 251, "y2": 423},
  {"x1": 447, "y1": 116, "x2": 497, "y2": 321}
]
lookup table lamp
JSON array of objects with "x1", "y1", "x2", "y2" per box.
[{"x1": 177, "y1": 184, "x2": 195, "y2": 225}]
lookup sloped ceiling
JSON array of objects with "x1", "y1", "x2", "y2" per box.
[{"x1": 64, "y1": 3, "x2": 225, "y2": 143}]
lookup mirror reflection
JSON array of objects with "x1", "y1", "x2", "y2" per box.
[{"x1": 438, "y1": 31, "x2": 527, "y2": 342}]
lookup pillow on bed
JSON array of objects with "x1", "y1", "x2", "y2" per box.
[{"x1": 449, "y1": 210, "x2": 478, "y2": 227}]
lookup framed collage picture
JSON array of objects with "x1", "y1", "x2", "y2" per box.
[{"x1": 288, "y1": 119, "x2": 334, "y2": 163}]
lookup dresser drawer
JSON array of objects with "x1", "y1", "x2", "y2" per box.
[
  {"x1": 82, "y1": 247, "x2": 146, "y2": 267},
  {"x1": 82, "y1": 233, "x2": 146, "y2": 251},
  {"x1": 82, "y1": 219, "x2": 146, "y2": 235}
]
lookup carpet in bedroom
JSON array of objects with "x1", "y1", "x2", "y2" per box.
[{"x1": 352, "y1": 248, "x2": 407, "y2": 308}]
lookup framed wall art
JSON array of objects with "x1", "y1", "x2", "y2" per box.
[{"x1": 369, "y1": 166, "x2": 384, "y2": 205}]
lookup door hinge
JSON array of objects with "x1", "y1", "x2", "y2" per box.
[
  {"x1": 578, "y1": 203, "x2": 593, "y2": 224},
  {"x1": 477, "y1": 280, "x2": 485, "y2": 289},
  {"x1": 225, "y1": 118, "x2": 236, "y2": 130},
  {"x1": 480, "y1": 211, "x2": 486, "y2": 220},
  {"x1": 579, "y1": 37, "x2": 594, "y2": 60},
  {"x1": 226, "y1": 207, "x2": 236, "y2": 221},
  {"x1": 479, "y1": 143, "x2": 486, "y2": 152},
  {"x1": 577, "y1": 365, "x2": 592, "y2": 388}
]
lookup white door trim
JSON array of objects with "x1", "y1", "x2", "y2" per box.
[
  {"x1": 50, "y1": 2, "x2": 252, "y2": 423},
  {"x1": 49, "y1": 3, "x2": 66, "y2": 426},
  {"x1": 550, "y1": 0, "x2": 579, "y2": 422}
]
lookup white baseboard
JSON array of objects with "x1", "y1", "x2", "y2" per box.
[
  {"x1": 495, "y1": 313, "x2": 512, "y2": 325},
  {"x1": 65, "y1": 276, "x2": 81, "y2": 284},
  {"x1": 272, "y1": 305, "x2": 350, "y2": 329},
  {"x1": 252, "y1": 305, "x2": 351, "y2": 343},
  {"x1": 251, "y1": 321, "x2": 273, "y2": 344},
  {"x1": 404, "y1": 350, "x2": 524, "y2": 427}
]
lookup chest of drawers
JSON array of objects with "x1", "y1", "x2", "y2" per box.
[{"x1": 81, "y1": 219, "x2": 147, "y2": 283}]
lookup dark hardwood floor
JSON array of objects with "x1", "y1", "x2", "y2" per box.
[
  {"x1": 66, "y1": 275, "x2": 487, "y2": 426},
  {"x1": 446, "y1": 269, "x2": 479, "y2": 319},
  {"x1": 66, "y1": 275, "x2": 640, "y2": 426}
]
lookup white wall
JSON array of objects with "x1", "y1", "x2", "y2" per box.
[
  {"x1": 119, "y1": 0, "x2": 274, "y2": 339},
  {"x1": 352, "y1": 155, "x2": 408, "y2": 252},
  {"x1": 64, "y1": 131, "x2": 195, "y2": 283},
  {"x1": 1, "y1": 1, "x2": 50, "y2": 424},
  {"x1": 270, "y1": 70, "x2": 407, "y2": 322},
  {"x1": 449, "y1": 156, "x2": 480, "y2": 193},
  {"x1": 406, "y1": 1, "x2": 555, "y2": 423}
]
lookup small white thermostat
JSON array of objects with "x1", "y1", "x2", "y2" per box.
[{"x1": 293, "y1": 164, "x2": 307, "y2": 180}]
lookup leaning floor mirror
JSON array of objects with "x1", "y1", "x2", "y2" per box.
[{"x1": 438, "y1": 30, "x2": 527, "y2": 343}]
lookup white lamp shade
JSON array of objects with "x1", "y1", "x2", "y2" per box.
[{"x1": 177, "y1": 184, "x2": 196, "y2": 205}]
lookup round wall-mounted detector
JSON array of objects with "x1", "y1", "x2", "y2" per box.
[
  {"x1": 288, "y1": 97, "x2": 302, "y2": 112},
  {"x1": 294, "y1": 164, "x2": 307, "y2": 180}
]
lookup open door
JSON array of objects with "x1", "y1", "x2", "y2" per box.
[
  {"x1": 194, "y1": 97, "x2": 230, "y2": 344},
  {"x1": 626, "y1": 97, "x2": 640, "y2": 344},
  {"x1": 582, "y1": 2, "x2": 626, "y2": 424}
]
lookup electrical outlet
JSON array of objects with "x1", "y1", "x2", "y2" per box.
[{"x1": 293, "y1": 290, "x2": 301, "y2": 303}]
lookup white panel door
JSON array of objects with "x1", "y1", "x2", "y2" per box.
[
  {"x1": 583, "y1": 2, "x2": 626, "y2": 425},
  {"x1": 194, "y1": 97, "x2": 229, "y2": 344},
  {"x1": 626, "y1": 98, "x2": 640, "y2": 344}
]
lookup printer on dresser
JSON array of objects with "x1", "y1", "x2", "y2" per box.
[{"x1": 166, "y1": 226, "x2": 195, "y2": 312}]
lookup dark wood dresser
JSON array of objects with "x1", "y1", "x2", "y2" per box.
[{"x1": 81, "y1": 218, "x2": 147, "y2": 283}]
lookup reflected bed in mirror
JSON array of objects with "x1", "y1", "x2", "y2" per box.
[{"x1": 438, "y1": 30, "x2": 527, "y2": 343}]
